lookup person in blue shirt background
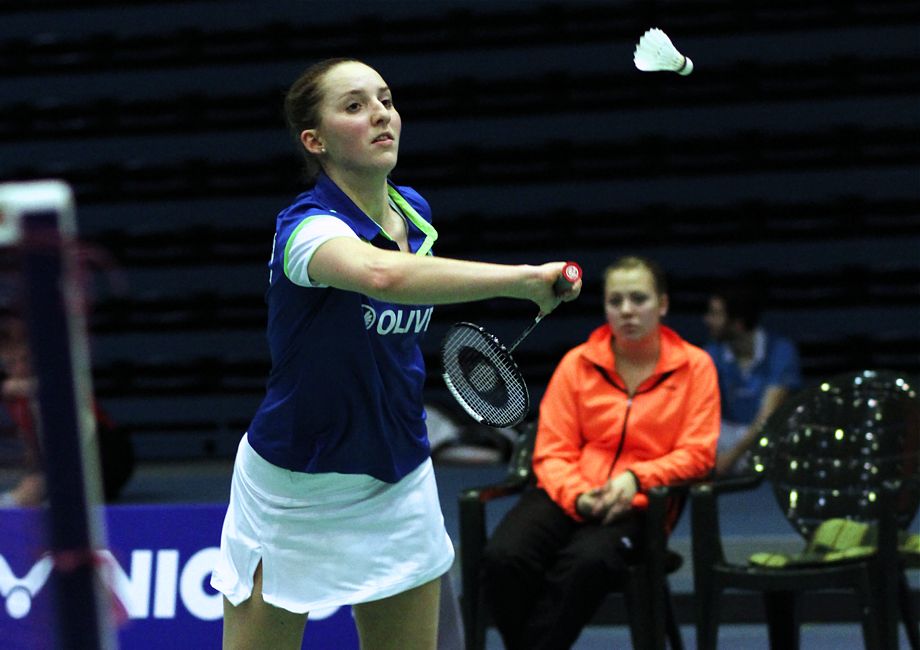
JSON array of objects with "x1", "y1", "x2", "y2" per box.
[
  {"x1": 210, "y1": 57, "x2": 581, "y2": 650},
  {"x1": 703, "y1": 283, "x2": 802, "y2": 477}
]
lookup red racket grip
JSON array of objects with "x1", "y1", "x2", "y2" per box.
[{"x1": 553, "y1": 262, "x2": 582, "y2": 295}]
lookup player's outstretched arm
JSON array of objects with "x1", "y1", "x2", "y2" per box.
[{"x1": 308, "y1": 237, "x2": 581, "y2": 313}]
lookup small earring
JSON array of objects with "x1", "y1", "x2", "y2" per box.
[{"x1": 319, "y1": 146, "x2": 326, "y2": 153}]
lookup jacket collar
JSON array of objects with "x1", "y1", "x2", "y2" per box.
[{"x1": 580, "y1": 323, "x2": 689, "y2": 375}]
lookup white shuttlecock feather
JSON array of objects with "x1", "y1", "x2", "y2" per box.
[{"x1": 633, "y1": 28, "x2": 693, "y2": 76}]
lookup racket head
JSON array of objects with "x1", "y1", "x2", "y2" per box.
[{"x1": 440, "y1": 321, "x2": 530, "y2": 428}]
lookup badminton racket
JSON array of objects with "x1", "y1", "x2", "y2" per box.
[{"x1": 440, "y1": 262, "x2": 582, "y2": 428}]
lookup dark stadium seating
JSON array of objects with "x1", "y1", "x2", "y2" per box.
[{"x1": 0, "y1": 0, "x2": 916, "y2": 459}]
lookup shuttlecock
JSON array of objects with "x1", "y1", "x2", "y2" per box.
[{"x1": 633, "y1": 28, "x2": 693, "y2": 76}]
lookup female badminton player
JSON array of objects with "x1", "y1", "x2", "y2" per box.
[{"x1": 210, "y1": 58, "x2": 582, "y2": 650}]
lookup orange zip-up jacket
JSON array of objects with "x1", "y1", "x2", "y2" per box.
[{"x1": 534, "y1": 323, "x2": 720, "y2": 521}]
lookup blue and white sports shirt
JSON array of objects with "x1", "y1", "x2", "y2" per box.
[{"x1": 246, "y1": 173, "x2": 439, "y2": 483}]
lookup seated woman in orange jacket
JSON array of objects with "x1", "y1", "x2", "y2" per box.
[{"x1": 482, "y1": 255, "x2": 720, "y2": 650}]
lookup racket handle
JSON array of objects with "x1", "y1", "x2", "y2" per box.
[
  {"x1": 509, "y1": 262, "x2": 582, "y2": 353},
  {"x1": 553, "y1": 262, "x2": 582, "y2": 295}
]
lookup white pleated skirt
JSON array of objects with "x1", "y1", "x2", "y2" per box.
[{"x1": 211, "y1": 434, "x2": 455, "y2": 614}]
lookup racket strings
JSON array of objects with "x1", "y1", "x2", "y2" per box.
[
  {"x1": 441, "y1": 323, "x2": 529, "y2": 427},
  {"x1": 458, "y1": 347, "x2": 504, "y2": 397}
]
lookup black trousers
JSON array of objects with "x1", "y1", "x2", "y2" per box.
[{"x1": 481, "y1": 487, "x2": 643, "y2": 650}]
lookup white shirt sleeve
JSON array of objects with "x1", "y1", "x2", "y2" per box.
[{"x1": 284, "y1": 215, "x2": 359, "y2": 287}]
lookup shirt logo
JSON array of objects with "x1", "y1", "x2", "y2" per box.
[
  {"x1": 363, "y1": 305, "x2": 377, "y2": 329},
  {"x1": 363, "y1": 305, "x2": 433, "y2": 335}
]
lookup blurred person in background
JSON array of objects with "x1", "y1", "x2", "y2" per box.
[
  {"x1": 0, "y1": 315, "x2": 43, "y2": 507},
  {"x1": 703, "y1": 282, "x2": 801, "y2": 476},
  {"x1": 0, "y1": 314, "x2": 134, "y2": 507}
]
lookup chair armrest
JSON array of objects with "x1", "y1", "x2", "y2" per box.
[
  {"x1": 646, "y1": 482, "x2": 690, "y2": 532},
  {"x1": 690, "y1": 482, "x2": 729, "y2": 568},
  {"x1": 458, "y1": 477, "x2": 529, "y2": 565},
  {"x1": 643, "y1": 480, "x2": 705, "y2": 581},
  {"x1": 458, "y1": 474, "x2": 530, "y2": 505},
  {"x1": 457, "y1": 475, "x2": 531, "y2": 649},
  {"x1": 689, "y1": 471, "x2": 761, "y2": 556},
  {"x1": 687, "y1": 472, "x2": 765, "y2": 568},
  {"x1": 641, "y1": 481, "x2": 698, "y2": 650},
  {"x1": 708, "y1": 471, "x2": 765, "y2": 494},
  {"x1": 644, "y1": 485, "x2": 683, "y2": 571},
  {"x1": 645, "y1": 477, "x2": 709, "y2": 535}
]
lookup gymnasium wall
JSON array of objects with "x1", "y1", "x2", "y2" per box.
[{"x1": 2, "y1": 0, "x2": 918, "y2": 459}]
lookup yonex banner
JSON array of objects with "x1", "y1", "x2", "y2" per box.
[{"x1": 0, "y1": 504, "x2": 360, "y2": 649}]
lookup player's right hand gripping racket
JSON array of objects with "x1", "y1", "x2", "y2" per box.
[{"x1": 440, "y1": 262, "x2": 582, "y2": 428}]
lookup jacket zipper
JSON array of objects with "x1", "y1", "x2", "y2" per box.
[
  {"x1": 593, "y1": 364, "x2": 674, "y2": 478},
  {"x1": 610, "y1": 397, "x2": 633, "y2": 477}
]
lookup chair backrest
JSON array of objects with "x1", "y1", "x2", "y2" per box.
[{"x1": 753, "y1": 369, "x2": 920, "y2": 538}]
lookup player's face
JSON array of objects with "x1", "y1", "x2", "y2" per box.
[
  {"x1": 311, "y1": 61, "x2": 400, "y2": 177},
  {"x1": 604, "y1": 268, "x2": 667, "y2": 344},
  {"x1": 703, "y1": 296, "x2": 729, "y2": 341}
]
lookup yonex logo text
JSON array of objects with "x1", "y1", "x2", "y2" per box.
[
  {"x1": 0, "y1": 549, "x2": 343, "y2": 623},
  {"x1": 0, "y1": 549, "x2": 222, "y2": 621}
]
